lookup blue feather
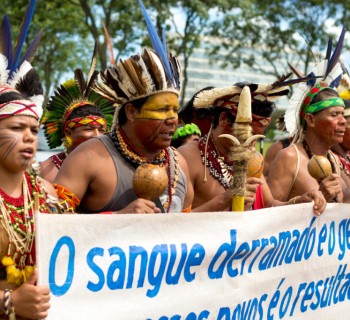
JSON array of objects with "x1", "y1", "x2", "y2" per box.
[
  {"x1": 162, "y1": 28, "x2": 168, "y2": 55},
  {"x1": 325, "y1": 26, "x2": 346, "y2": 79},
  {"x1": 10, "y1": 0, "x2": 37, "y2": 76},
  {"x1": 329, "y1": 74, "x2": 342, "y2": 88},
  {"x1": 19, "y1": 29, "x2": 42, "y2": 65},
  {"x1": 306, "y1": 72, "x2": 317, "y2": 87},
  {"x1": 138, "y1": 0, "x2": 176, "y2": 87},
  {"x1": 0, "y1": 15, "x2": 12, "y2": 68}
]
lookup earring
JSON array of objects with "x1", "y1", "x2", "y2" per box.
[{"x1": 62, "y1": 136, "x2": 72, "y2": 149}]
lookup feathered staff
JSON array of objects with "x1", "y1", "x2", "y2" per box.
[{"x1": 219, "y1": 87, "x2": 264, "y2": 211}]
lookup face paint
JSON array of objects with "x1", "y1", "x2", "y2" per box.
[
  {"x1": 0, "y1": 116, "x2": 38, "y2": 167},
  {"x1": 136, "y1": 92, "x2": 179, "y2": 120},
  {"x1": 0, "y1": 133, "x2": 18, "y2": 160}
]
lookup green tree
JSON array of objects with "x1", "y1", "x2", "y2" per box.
[
  {"x1": 1, "y1": 0, "x2": 92, "y2": 102},
  {"x1": 208, "y1": 0, "x2": 348, "y2": 80}
]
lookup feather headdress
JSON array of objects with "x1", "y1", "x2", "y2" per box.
[
  {"x1": 193, "y1": 81, "x2": 290, "y2": 109},
  {"x1": 93, "y1": 0, "x2": 182, "y2": 125},
  {"x1": 284, "y1": 27, "x2": 346, "y2": 142},
  {"x1": 42, "y1": 42, "x2": 115, "y2": 149},
  {"x1": 0, "y1": 0, "x2": 43, "y2": 120}
]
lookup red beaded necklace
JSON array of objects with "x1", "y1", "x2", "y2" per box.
[
  {"x1": 198, "y1": 134, "x2": 234, "y2": 189},
  {"x1": 0, "y1": 172, "x2": 49, "y2": 285}
]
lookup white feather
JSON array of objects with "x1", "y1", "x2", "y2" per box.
[
  {"x1": 148, "y1": 51, "x2": 167, "y2": 90},
  {"x1": 31, "y1": 94, "x2": 44, "y2": 119},
  {"x1": 138, "y1": 56, "x2": 155, "y2": 94},
  {"x1": 285, "y1": 82, "x2": 308, "y2": 136},
  {"x1": 114, "y1": 62, "x2": 138, "y2": 99},
  {"x1": 324, "y1": 62, "x2": 342, "y2": 87},
  {"x1": 0, "y1": 54, "x2": 9, "y2": 84},
  {"x1": 8, "y1": 61, "x2": 32, "y2": 88},
  {"x1": 194, "y1": 86, "x2": 242, "y2": 108},
  {"x1": 285, "y1": 59, "x2": 343, "y2": 139}
]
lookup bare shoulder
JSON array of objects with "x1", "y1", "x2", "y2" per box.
[
  {"x1": 64, "y1": 138, "x2": 107, "y2": 166},
  {"x1": 178, "y1": 141, "x2": 201, "y2": 163},
  {"x1": 175, "y1": 149, "x2": 190, "y2": 176},
  {"x1": 56, "y1": 137, "x2": 109, "y2": 184},
  {"x1": 265, "y1": 140, "x2": 283, "y2": 158},
  {"x1": 39, "y1": 159, "x2": 58, "y2": 182},
  {"x1": 273, "y1": 143, "x2": 298, "y2": 164}
]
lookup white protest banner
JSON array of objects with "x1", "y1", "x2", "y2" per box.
[{"x1": 35, "y1": 203, "x2": 350, "y2": 319}]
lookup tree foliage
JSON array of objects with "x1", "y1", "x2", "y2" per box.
[
  {"x1": 208, "y1": 0, "x2": 349, "y2": 80},
  {"x1": 1, "y1": 0, "x2": 92, "y2": 102}
]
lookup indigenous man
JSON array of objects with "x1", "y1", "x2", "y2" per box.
[
  {"x1": 54, "y1": 47, "x2": 193, "y2": 213},
  {"x1": 178, "y1": 82, "x2": 326, "y2": 213},
  {"x1": 53, "y1": 0, "x2": 197, "y2": 214},
  {"x1": 267, "y1": 32, "x2": 346, "y2": 204},
  {"x1": 40, "y1": 44, "x2": 114, "y2": 182},
  {"x1": 54, "y1": 3, "x2": 263, "y2": 214}
]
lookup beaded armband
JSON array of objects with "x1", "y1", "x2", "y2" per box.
[{"x1": 53, "y1": 184, "x2": 80, "y2": 213}]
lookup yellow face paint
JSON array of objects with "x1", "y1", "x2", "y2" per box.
[{"x1": 136, "y1": 92, "x2": 179, "y2": 120}]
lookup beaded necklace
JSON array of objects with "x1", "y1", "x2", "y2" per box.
[
  {"x1": 111, "y1": 126, "x2": 179, "y2": 213},
  {"x1": 198, "y1": 134, "x2": 234, "y2": 189},
  {"x1": 111, "y1": 126, "x2": 166, "y2": 167},
  {"x1": 332, "y1": 150, "x2": 350, "y2": 178},
  {"x1": 0, "y1": 171, "x2": 50, "y2": 286},
  {"x1": 302, "y1": 140, "x2": 337, "y2": 174},
  {"x1": 50, "y1": 152, "x2": 66, "y2": 169}
]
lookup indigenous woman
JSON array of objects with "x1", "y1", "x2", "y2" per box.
[{"x1": 0, "y1": 1, "x2": 60, "y2": 318}]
